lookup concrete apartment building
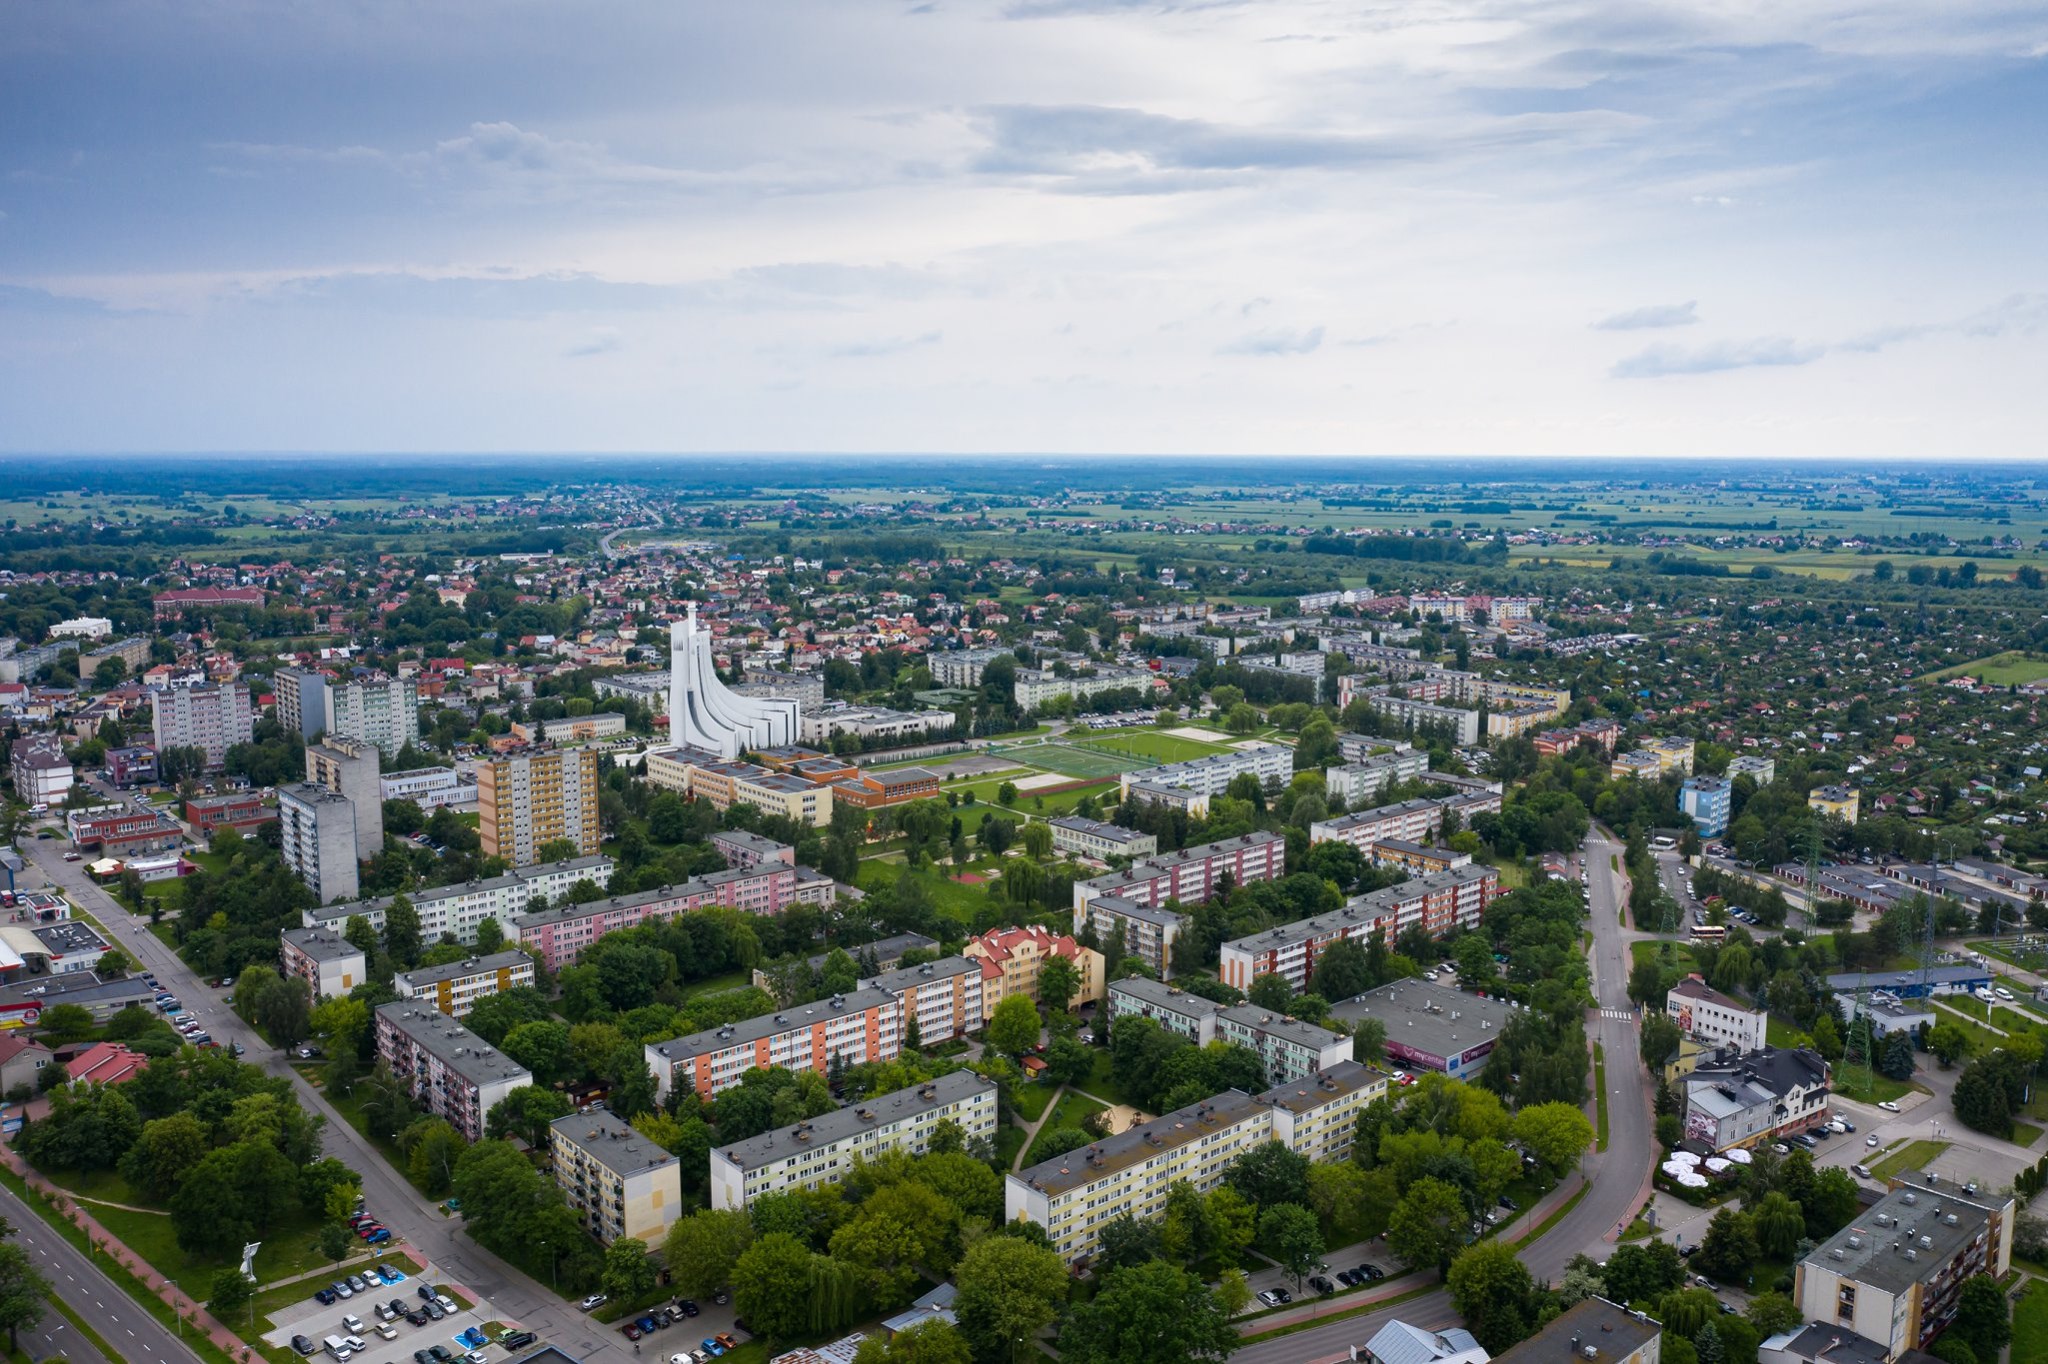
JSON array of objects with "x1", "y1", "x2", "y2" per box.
[
  {"x1": 1679, "y1": 775, "x2": 1732, "y2": 838},
  {"x1": 478, "y1": 748, "x2": 601, "y2": 864},
  {"x1": 1810, "y1": 785, "x2": 1862, "y2": 823},
  {"x1": 374, "y1": 1001, "x2": 533, "y2": 1143},
  {"x1": 1046, "y1": 816, "x2": 1157, "y2": 862},
  {"x1": 549, "y1": 1108, "x2": 684, "y2": 1246},
  {"x1": 280, "y1": 926, "x2": 367, "y2": 999},
  {"x1": 929, "y1": 647, "x2": 1014, "y2": 688},
  {"x1": 1359, "y1": 694, "x2": 1480, "y2": 746},
  {"x1": 711, "y1": 830, "x2": 797, "y2": 870},
  {"x1": 646, "y1": 986, "x2": 901, "y2": 1102},
  {"x1": 1072, "y1": 831, "x2": 1288, "y2": 979},
  {"x1": 1323, "y1": 749, "x2": 1431, "y2": 805},
  {"x1": 1308, "y1": 796, "x2": 1455, "y2": 854},
  {"x1": 277, "y1": 782, "x2": 360, "y2": 904},
  {"x1": 1107, "y1": 977, "x2": 1351, "y2": 1086},
  {"x1": 1327, "y1": 979, "x2": 1517, "y2": 1079},
  {"x1": 393, "y1": 950, "x2": 537, "y2": 1018},
  {"x1": 1796, "y1": 1175, "x2": 2013, "y2": 1359},
  {"x1": 1077, "y1": 896, "x2": 1188, "y2": 981},
  {"x1": 302, "y1": 854, "x2": 615, "y2": 945},
  {"x1": 1665, "y1": 975, "x2": 1768, "y2": 1053},
  {"x1": 306, "y1": 736, "x2": 384, "y2": 862},
  {"x1": 708, "y1": 1072, "x2": 999, "y2": 1212},
  {"x1": 278, "y1": 670, "x2": 420, "y2": 757},
  {"x1": 1006, "y1": 1062, "x2": 1384, "y2": 1263},
  {"x1": 1012, "y1": 666, "x2": 1155, "y2": 711},
  {"x1": 1115, "y1": 743, "x2": 1294, "y2": 801},
  {"x1": 1218, "y1": 865, "x2": 1499, "y2": 992},
  {"x1": 151, "y1": 682, "x2": 253, "y2": 770},
  {"x1": 1727, "y1": 754, "x2": 1776, "y2": 787},
  {"x1": 864, "y1": 956, "x2": 984, "y2": 1047},
  {"x1": 964, "y1": 925, "x2": 1103, "y2": 1020},
  {"x1": 514, "y1": 861, "x2": 835, "y2": 969}
]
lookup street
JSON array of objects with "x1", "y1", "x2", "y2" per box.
[
  {"x1": 14, "y1": 835, "x2": 666, "y2": 1364},
  {"x1": 1, "y1": 1181, "x2": 200, "y2": 1364}
]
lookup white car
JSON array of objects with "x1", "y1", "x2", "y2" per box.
[
  {"x1": 1878, "y1": 1101, "x2": 1900, "y2": 1112},
  {"x1": 373, "y1": 1323, "x2": 398, "y2": 1341},
  {"x1": 1995, "y1": 987, "x2": 2015, "y2": 1001},
  {"x1": 1866, "y1": 1134, "x2": 1880, "y2": 1147},
  {"x1": 435, "y1": 1294, "x2": 457, "y2": 1315},
  {"x1": 341, "y1": 1315, "x2": 364, "y2": 1334}
]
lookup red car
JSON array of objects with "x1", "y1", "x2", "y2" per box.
[{"x1": 356, "y1": 1223, "x2": 384, "y2": 1239}]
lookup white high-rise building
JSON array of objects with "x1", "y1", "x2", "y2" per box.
[{"x1": 667, "y1": 604, "x2": 799, "y2": 759}]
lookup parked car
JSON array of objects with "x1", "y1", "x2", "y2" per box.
[
  {"x1": 365, "y1": 1229, "x2": 392, "y2": 1245},
  {"x1": 316, "y1": 1288, "x2": 339, "y2": 1306},
  {"x1": 292, "y1": 1335, "x2": 317, "y2": 1356},
  {"x1": 676, "y1": 1300, "x2": 700, "y2": 1317},
  {"x1": 1309, "y1": 1275, "x2": 1335, "y2": 1294},
  {"x1": 378, "y1": 1266, "x2": 404, "y2": 1284},
  {"x1": 579, "y1": 1294, "x2": 609, "y2": 1312},
  {"x1": 1498, "y1": 1195, "x2": 1518, "y2": 1211},
  {"x1": 376, "y1": 1302, "x2": 398, "y2": 1322},
  {"x1": 624, "y1": 1324, "x2": 646, "y2": 1342},
  {"x1": 405, "y1": 1309, "x2": 429, "y2": 1327},
  {"x1": 435, "y1": 1293, "x2": 458, "y2": 1314},
  {"x1": 458, "y1": 1327, "x2": 488, "y2": 1349},
  {"x1": 347, "y1": 1275, "x2": 368, "y2": 1293},
  {"x1": 333, "y1": 1281, "x2": 354, "y2": 1299},
  {"x1": 635, "y1": 1316, "x2": 660, "y2": 1336},
  {"x1": 425, "y1": 1301, "x2": 447, "y2": 1322},
  {"x1": 342, "y1": 1314, "x2": 365, "y2": 1334},
  {"x1": 701, "y1": 1338, "x2": 727, "y2": 1358},
  {"x1": 1865, "y1": 1134, "x2": 1880, "y2": 1147},
  {"x1": 374, "y1": 1323, "x2": 399, "y2": 1341},
  {"x1": 418, "y1": 1285, "x2": 438, "y2": 1302},
  {"x1": 387, "y1": 1297, "x2": 408, "y2": 1318},
  {"x1": 500, "y1": 1332, "x2": 537, "y2": 1350}
]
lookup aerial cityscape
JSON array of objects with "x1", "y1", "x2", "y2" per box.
[{"x1": 5, "y1": 5, "x2": 2048, "y2": 1364}]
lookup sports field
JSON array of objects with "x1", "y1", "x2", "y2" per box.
[
  {"x1": 1069, "y1": 730, "x2": 1236, "y2": 763},
  {"x1": 989, "y1": 741, "x2": 1146, "y2": 779}
]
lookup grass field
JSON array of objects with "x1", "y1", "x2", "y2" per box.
[
  {"x1": 995, "y1": 741, "x2": 1149, "y2": 779},
  {"x1": 1869, "y1": 1139, "x2": 1951, "y2": 1181},
  {"x1": 1919, "y1": 651, "x2": 2048, "y2": 685},
  {"x1": 1831, "y1": 1070, "x2": 1921, "y2": 1106},
  {"x1": 1023, "y1": 1092, "x2": 1108, "y2": 1165},
  {"x1": 2013, "y1": 1279, "x2": 2048, "y2": 1364},
  {"x1": 36, "y1": 1164, "x2": 333, "y2": 1284},
  {"x1": 1069, "y1": 730, "x2": 1236, "y2": 763}
]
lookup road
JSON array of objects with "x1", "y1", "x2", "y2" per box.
[
  {"x1": 14, "y1": 836, "x2": 670, "y2": 1364},
  {"x1": 1238, "y1": 831, "x2": 1657, "y2": 1364},
  {"x1": 1, "y1": 1182, "x2": 202, "y2": 1364}
]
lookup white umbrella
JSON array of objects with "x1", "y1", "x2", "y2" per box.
[
  {"x1": 1662, "y1": 1160, "x2": 1694, "y2": 1177},
  {"x1": 1704, "y1": 1158, "x2": 1732, "y2": 1173},
  {"x1": 1677, "y1": 1171, "x2": 1711, "y2": 1189},
  {"x1": 1724, "y1": 1147, "x2": 1753, "y2": 1165},
  {"x1": 1668, "y1": 1150, "x2": 1702, "y2": 1166}
]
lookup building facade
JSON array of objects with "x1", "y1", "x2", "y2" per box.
[
  {"x1": 393, "y1": 950, "x2": 538, "y2": 1018},
  {"x1": 277, "y1": 782, "x2": 360, "y2": 904},
  {"x1": 1047, "y1": 816, "x2": 1158, "y2": 863},
  {"x1": 708, "y1": 1072, "x2": 999, "y2": 1212},
  {"x1": 669, "y1": 604, "x2": 800, "y2": 759},
  {"x1": 280, "y1": 926, "x2": 367, "y2": 999},
  {"x1": 1665, "y1": 975, "x2": 1767, "y2": 1052},
  {"x1": 1679, "y1": 776, "x2": 1732, "y2": 838},
  {"x1": 1218, "y1": 865, "x2": 1499, "y2": 992},
  {"x1": 306, "y1": 736, "x2": 385, "y2": 862},
  {"x1": 646, "y1": 987, "x2": 901, "y2": 1102},
  {"x1": 964, "y1": 925, "x2": 1104, "y2": 1020},
  {"x1": 1680, "y1": 1047, "x2": 1831, "y2": 1151},
  {"x1": 478, "y1": 748, "x2": 601, "y2": 864},
  {"x1": 549, "y1": 1109, "x2": 684, "y2": 1246},
  {"x1": 374, "y1": 1001, "x2": 533, "y2": 1143},
  {"x1": 865, "y1": 956, "x2": 984, "y2": 1048},
  {"x1": 302, "y1": 855, "x2": 615, "y2": 946},
  {"x1": 150, "y1": 682, "x2": 253, "y2": 770}
]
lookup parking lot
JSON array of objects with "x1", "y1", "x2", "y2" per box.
[{"x1": 260, "y1": 1264, "x2": 532, "y2": 1362}]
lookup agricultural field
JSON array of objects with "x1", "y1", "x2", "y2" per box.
[{"x1": 1918, "y1": 651, "x2": 2048, "y2": 686}]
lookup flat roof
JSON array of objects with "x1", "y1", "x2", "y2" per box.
[
  {"x1": 711, "y1": 830, "x2": 788, "y2": 852},
  {"x1": 1490, "y1": 1298, "x2": 1658, "y2": 1364},
  {"x1": 1327, "y1": 979, "x2": 1517, "y2": 1062},
  {"x1": 865, "y1": 954, "x2": 977, "y2": 992},
  {"x1": 803, "y1": 932, "x2": 937, "y2": 973},
  {"x1": 649, "y1": 986, "x2": 898, "y2": 1063},
  {"x1": 29, "y1": 921, "x2": 110, "y2": 955},
  {"x1": 374, "y1": 1001, "x2": 531, "y2": 1088},
  {"x1": 1082, "y1": 894, "x2": 1185, "y2": 930},
  {"x1": 1048, "y1": 816, "x2": 1151, "y2": 844},
  {"x1": 549, "y1": 1108, "x2": 678, "y2": 1179},
  {"x1": 1804, "y1": 1178, "x2": 2006, "y2": 1296},
  {"x1": 394, "y1": 950, "x2": 533, "y2": 990},
  {"x1": 283, "y1": 926, "x2": 367, "y2": 962},
  {"x1": 0, "y1": 972, "x2": 155, "y2": 1011},
  {"x1": 1222, "y1": 865, "x2": 1496, "y2": 957},
  {"x1": 1014, "y1": 1086, "x2": 1268, "y2": 1198},
  {"x1": 714, "y1": 1070, "x2": 997, "y2": 1171},
  {"x1": 1109, "y1": 976, "x2": 1221, "y2": 1022},
  {"x1": 1218, "y1": 1002, "x2": 1347, "y2": 1053},
  {"x1": 1258, "y1": 1060, "x2": 1383, "y2": 1113}
]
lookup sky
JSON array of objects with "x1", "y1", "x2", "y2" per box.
[{"x1": 3, "y1": 1, "x2": 2046, "y2": 459}]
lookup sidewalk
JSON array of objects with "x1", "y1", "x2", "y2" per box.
[{"x1": 4, "y1": 1144, "x2": 265, "y2": 1362}]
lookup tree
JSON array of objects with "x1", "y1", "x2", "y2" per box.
[
  {"x1": 1601, "y1": 1239, "x2": 1685, "y2": 1305},
  {"x1": 404, "y1": 1117, "x2": 468, "y2": 1197},
  {"x1": 118, "y1": 1112, "x2": 212, "y2": 1200},
  {"x1": 602, "y1": 1237, "x2": 659, "y2": 1303},
  {"x1": 207, "y1": 1267, "x2": 254, "y2": 1320},
  {"x1": 954, "y1": 1231, "x2": 1069, "y2": 1364},
  {"x1": 830, "y1": 1180, "x2": 959, "y2": 1306},
  {"x1": 731, "y1": 1232, "x2": 816, "y2": 1343},
  {"x1": 1387, "y1": 1177, "x2": 1468, "y2": 1277},
  {"x1": 170, "y1": 1141, "x2": 299, "y2": 1258},
  {"x1": 1248, "y1": 973, "x2": 1295, "y2": 1013},
  {"x1": 1058, "y1": 1260, "x2": 1237, "y2": 1364},
  {"x1": 1511, "y1": 1102, "x2": 1595, "y2": 1174},
  {"x1": 1311, "y1": 938, "x2": 1370, "y2": 1001},
  {"x1": 1205, "y1": 1184, "x2": 1258, "y2": 1268},
  {"x1": 1225, "y1": 1140, "x2": 1311, "y2": 1210},
  {"x1": 318, "y1": 1219, "x2": 355, "y2": 1266},
  {"x1": 987, "y1": 993, "x2": 1042, "y2": 1059},
  {"x1": 1447, "y1": 1241, "x2": 1537, "y2": 1352},
  {"x1": 1752, "y1": 1191, "x2": 1805, "y2": 1261},
  {"x1": 0, "y1": 1241, "x2": 50, "y2": 1354},
  {"x1": 1693, "y1": 1207, "x2": 1759, "y2": 1285},
  {"x1": 383, "y1": 893, "x2": 423, "y2": 969},
  {"x1": 1036, "y1": 956, "x2": 1082, "y2": 1016},
  {"x1": 1879, "y1": 1028, "x2": 1916, "y2": 1081},
  {"x1": 1258, "y1": 1202, "x2": 1324, "y2": 1291},
  {"x1": 1093, "y1": 1214, "x2": 1164, "y2": 1273},
  {"x1": 1927, "y1": 1020, "x2": 1971, "y2": 1068},
  {"x1": 1746, "y1": 1291, "x2": 1803, "y2": 1337},
  {"x1": 852, "y1": 1320, "x2": 975, "y2": 1364},
  {"x1": 1803, "y1": 1166, "x2": 1861, "y2": 1239},
  {"x1": 1950, "y1": 1275, "x2": 2011, "y2": 1361},
  {"x1": 1640, "y1": 1013, "x2": 1682, "y2": 1073},
  {"x1": 664, "y1": 1209, "x2": 756, "y2": 1300}
]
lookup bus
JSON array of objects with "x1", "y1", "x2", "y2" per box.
[
  {"x1": 1651, "y1": 835, "x2": 1677, "y2": 851},
  {"x1": 1688, "y1": 924, "x2": 1727, "y2": 945}
]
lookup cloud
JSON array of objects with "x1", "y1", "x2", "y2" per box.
[
  {"x1": 564, "y1": 328, "x2": 622, "y2": 358},
  {"x1": 1593, "y1": 300, "x2": 1699, "y2": 330},
  {"x1": 1610, "y1": 336, "x2": 1821, "y2": 378},
  {"x1": 825, "y1": 331, "x2": 942, "y2": 358},
  {"x1": 1221, "y1": 325, "x2": 1324, "y2": 356},
  {"x1": 971, "y1": 104, "x2": 1407, "y2": 180}
]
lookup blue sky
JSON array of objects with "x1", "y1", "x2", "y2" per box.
[{"x1": 2, "y1": 1, "x2": 2045, "y2": 456}]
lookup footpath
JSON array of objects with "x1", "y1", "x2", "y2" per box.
[{"x1": 4, "y1": 1143, "x2": 265, "y2": 1362}]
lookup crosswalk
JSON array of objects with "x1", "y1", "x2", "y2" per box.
[{"x1": 1598, "y1": 1008, "x2": 1636, "y2": 1021}]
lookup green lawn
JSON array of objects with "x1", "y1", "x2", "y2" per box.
[
  {"x1": 1022, "y1": 1092, "x2": 1108, "y2": 1166},
  {"x1": 680, "y1": 969, "x2": 750, "y2": 1001},
  {"x1": 1078, "y1": 1048, "x2": 1135, "y2": 1107},
  {"x1": 1069, "y1": 730, "x2": 1237, "y2": 763},
  {"x1": 2013, "y1": 1279, "x2": 2048, "y2": 1364},
  {"x1": 854, "y1": 861, "x2": 994, "y2": 924},
  {"x1": 1869, "y1": 1139, "x2": 1951, "y2": 1182},
  {"x1": 1593, "y1": 1044, "x2": 1609, "y2": 1152},
  {"x1": 36, "y1": 1164, "x2": 333, "y2": 1284},
  {"x1": 994, "y1": 1125, "x2": 1029, "y2": 1171},
  {"x1": 2014, "y1": 1121, "x2": 2045, "y2": 1148},
  {"x1": 1765, "y1": 1015, "x2": 1810, "y2": 1048},
  {"x1": 1010, "y1": 1080, "x2": 1059, "y2": 1123},
  {"x1": 1919, "y1": 651, "x2": 2048, "y2": 686},
  {"x1": 1831, "y1": 1070, "x2": 1922, "y2": 1106}
]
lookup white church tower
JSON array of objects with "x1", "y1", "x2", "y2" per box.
[{"x1": 667, "y1": 604, "x2": 800, "y2": 758}]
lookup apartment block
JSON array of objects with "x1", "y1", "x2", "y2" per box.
[
  {"x1": 1795, "y1": 1175, "x2": 2013, "y2": 1359},
  {"x1": 278, "y1": 670, "x2": 420, "y2": 757},
  {"x1": 302, "y1": 854, "x2": 616, "y2": 945},
  {"x1": 711, "y1": 830, "x2": 797, "y2": 870},
  {"x1": 10, "y1": 734, "x2": 73, "y2": 805},
  {"x1": 374, "y1": 1001, "x2": 533, "y2": 1142},
  {"x1": 151, "y1": 682, "x2": 253, "y2": 770},
  {"x1": 1308, "y1": 797, "x2": 1454, "y2": 854},
  {"x1": 478, "y1": 748, "x2": 601, "y2": 864},
  {"x1": 1107, "y1": 977, "x2": 1350, "y2": 1086},
  {"x1": 1115, "y1": 743, "x2": 1293, "y2": 801},
  {"x1": 929, "y1": 647, "x2": 1015, "y2": 688},
  {"x1": 1809, "y1": 785, "x2": 1862, "y2": 824},
  {"x1": 645, "y1": 987, "x2": 901, "y2": 1102},
  {"x1": 306, "y1": 736, "x2": 385, "y2": 862},
  {"x1": 1490, "y1": 1299, "x2": 1661, "y2": 1364},
  {"x1": 1013, "y1": 666, "x2": 1156, "y2": 711},
  {"x1": 1047, "y1": 816, "x2": 1158, "y2": 862},
  {"x1": 1218, "y1": 865, "x2": 1499, "y2": 992},
  {"x1": 1006, "y1": 1062, "x2": 1384, "y2": 1263},
  {"x1": 708, "y1": 1072, "x2": 999, "y2": 1212},
  {"x1": 964, "y1": 925, "x2": 1104, "y2": 1020},
  {"x1": 1726, "y1": 754, "x2": 1776, "y2": 787},
  {"x1": 1360, "y1": 694, "x2": 1479, "y2": 746},
  {"x1": 279, "y1": 926, "x2": 367, "y2": 999},
  {"x1": 1322, "y1": 749, "x2": 1430, "y2": 805},
  {"x1": 277, "y1": 782, "x2": 360, "y2": 904},
  {"x1": 864, "y1": 956, "x2": 984, "y2": 1047},
  {"x1": 1679, "y1": 775, "x2": 1732, "y2": 838},
  {"x1": 549, "y1": 1108, "x2": 684, "y2": 1246},
  {"x1": 394, "y1": 950, "x2": 537, "y2": 1018},
  {"x1": 514, "y1": 862, "x2": 833, "y2": 970},
  {"x1": 1074, "y1": 831, "x2": 1286, "y2": 921}
]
